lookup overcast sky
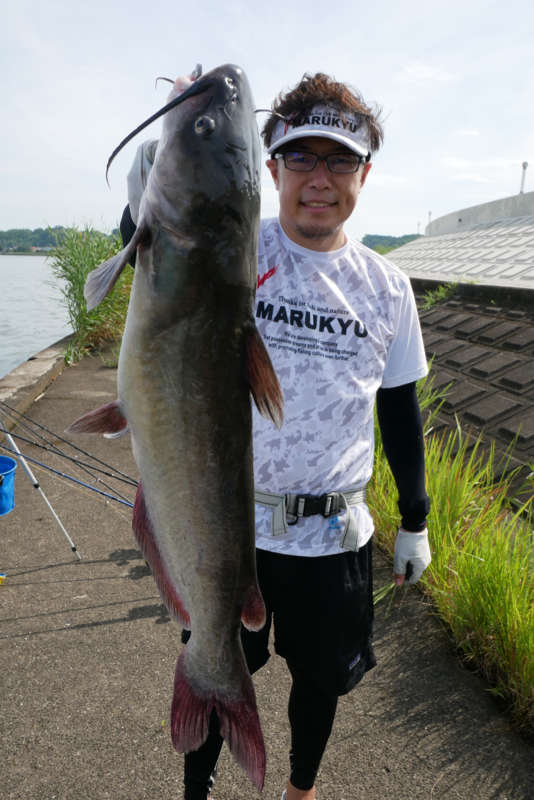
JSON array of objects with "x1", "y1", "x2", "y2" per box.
[{"x1": 3, "y1": 0, "x2": 533, "y2": 241}]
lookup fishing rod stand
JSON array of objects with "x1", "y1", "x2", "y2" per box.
[{"x1": 0, "y1": 410, "x2": 82, "y2": 561}]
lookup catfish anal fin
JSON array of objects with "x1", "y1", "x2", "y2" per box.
[
  {"x1": 246, "y1": 325, "x2": 283, "y2": 430},
  {"x1": 133, "y1": 483, "x2": 191, "y2": 627}
]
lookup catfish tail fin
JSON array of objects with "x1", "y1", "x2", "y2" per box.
[{"x1": 171, "y1": 649, "x2": 265, "y2": 791}]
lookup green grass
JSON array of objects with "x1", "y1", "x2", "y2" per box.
[
  {"x1": 50, "y1": 228, "x2": 534, "y2": 731},
  {"x1": 50, "y1": 226, "x2": 132, "y2": 364},
  {"x1": 420, "y1": 282, "x2": 458, "y2": 310},
  {"x1": 369, "y1": 375, "x2": 534, "y2": 732}
]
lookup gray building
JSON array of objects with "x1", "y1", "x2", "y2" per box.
[{"x1": 389, "y1": 192, "x2": 534, "y2": 502}]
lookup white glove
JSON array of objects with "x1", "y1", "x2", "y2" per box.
[{"x1": 393, "y1": 528, "x2": 431, "y2": 585}]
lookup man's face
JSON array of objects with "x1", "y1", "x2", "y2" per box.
[{"x1": 266, "y1": 136, "x2": 372, "y2": 252}]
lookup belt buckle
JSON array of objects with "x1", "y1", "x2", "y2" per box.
[
  {"x1": 296, "y1": 495, "x2": 308, "y2": 517},
  {"x1": 285, "y1": 492, "x2": 341, "y2": 523},
  {"x1": 322, "y1": 492, "x2": 339, "y2": 517},
  {"x1": 285, "y1": 494, "x2": 299, "y2": 525},
  {"x1": 285, "y1": 493, "x2": 312, "y2": 523}
]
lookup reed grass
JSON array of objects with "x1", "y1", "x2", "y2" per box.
[
  {"x1": 50, "y1": 227, "x2": 132, "y2": 363},
  {"x1": 369, "y1": 374, "x2": 534, "y2": 731}
]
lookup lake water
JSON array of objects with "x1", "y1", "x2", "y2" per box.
[{"x1": 0, "y1": 254, "x2": 72, "y2": 380}]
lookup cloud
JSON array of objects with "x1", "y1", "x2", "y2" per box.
[
  {"x1": 449, "y1": 173, "x2": 492, "y2": 184},
  {"x1": 368, "y1": 172, "x2": 410, "y2": 187},
  {"x1": 441, "y1": 156, "x2": 528, "y2": 186},
  {"x1": 394, "y1": 61, "x2": 457, "y2": 85},
  {"x1": 442, "y1": 157, "x2": 522, "y2": 170},
  {"x1": 455, "y1": 128, "x2": 481, "y2": 137}
]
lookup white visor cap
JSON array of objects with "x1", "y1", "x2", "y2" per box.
[{"x1": 267, "y1": 105, "x2": 371, "y2": 158}]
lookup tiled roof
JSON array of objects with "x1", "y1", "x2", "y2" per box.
[
  {"x1": 390, "y1": 210, "x2": 534, "y2": 501},
  {"x1": 415, "y1": 293, "x2": 534, "y2": 503},
  {"x1": 390, "y1": 215, "x2": 534, "y2": 289}
]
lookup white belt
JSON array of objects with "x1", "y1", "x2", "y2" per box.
[{"x1": 254, "y1": 486, "x2": 367, "y2": 551}]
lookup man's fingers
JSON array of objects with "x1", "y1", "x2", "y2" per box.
[
  {"x1": 393, "y1": 561, "x2": 412, "y2": 587},
  {"x1": 393, "y1": 529, "x2": 431, "y2": 585}
]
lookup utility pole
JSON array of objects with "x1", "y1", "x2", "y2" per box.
[{"x1": 520, "y1": 161, "x2": 528, "y2": 194}]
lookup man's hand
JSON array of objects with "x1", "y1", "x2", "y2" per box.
[{"x1": 393, "y1": 528, "x2": 431, "y2": 586}]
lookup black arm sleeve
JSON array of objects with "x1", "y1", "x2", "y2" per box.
[
  {"x1": 375, "y1": 381, "x2": 430, "y2": 532},
  {"x1": 119, "y1": 204, "x2": 137, "y2": 267}
]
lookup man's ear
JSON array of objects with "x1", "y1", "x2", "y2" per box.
[
  {"x1": 266, "y1": 158, "x2": 280, "y2": 190},
  {"x1": 360, "y1": 161, "x2": 372, "y2": 188}
]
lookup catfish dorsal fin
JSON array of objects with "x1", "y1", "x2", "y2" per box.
[
  {"x1": 84, "y1": 224, "x2": 146, "y2": 311},
  {"x1": 246, "y1": 325, "x2": 283, "y2": 430}
]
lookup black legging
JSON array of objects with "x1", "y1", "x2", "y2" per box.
[
  {"x1": 183, "y1": 661, "x2": 338, "y2": 799},
  {"x1": 287, "y1": 662, "x2": 338, "y2": 791}
]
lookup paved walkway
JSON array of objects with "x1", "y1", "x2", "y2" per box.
[{"x1": 1, "y1": 349, "x2": 533, "y2": 799}]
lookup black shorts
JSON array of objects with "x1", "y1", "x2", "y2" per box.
[{"x1": 182, "y1": 539, "x2": 376, "y2": 697}]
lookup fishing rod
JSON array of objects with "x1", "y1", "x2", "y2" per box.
[
  {"x1": 0, "y1": 400, "x2": 138, "y2": 561},
  {"x1": 0, "y1": 399, "x2": 137, "y2": 485},
  {"x1": 6, "y1": 429, "x2": 138, "y2": 494},
  {"x1": 0, "y1": 402, "x2": 135, "y2": 506},
  {"x1": 0, "y1": 441, "x2": 134, "y2": 509},
  {"x1": 0, "y1": 425, "x2": 82, "y2": 560}
]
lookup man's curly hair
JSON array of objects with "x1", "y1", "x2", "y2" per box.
[{"x1": 261, "y1": 72, "x2": 383, "y2": 155}]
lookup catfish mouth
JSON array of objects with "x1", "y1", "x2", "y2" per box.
[{"x1": 105, "y1": 75, "x2": 215, "y2": 183}]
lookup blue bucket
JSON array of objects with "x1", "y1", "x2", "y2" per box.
[{"x1": 0, "y1": 456, "x2": 17, "y2": 516}]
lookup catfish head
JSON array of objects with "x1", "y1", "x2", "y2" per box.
[
  {"x1": 146, "y1": 63, "x2": 261, "y2": 239},
  {"x1": 84, "y1": 64, "x2": 261, "y2": 313}
]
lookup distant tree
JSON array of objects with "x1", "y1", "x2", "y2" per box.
[
  {"x1": 0, "y1": 226, "x2": 108, "y2": 252},
  {"x1": 373, "y1": 244, "x2": 396, "y2": 255},
  {"x1": 362, "y1": 233, "x2": 421, "y2": 253}
]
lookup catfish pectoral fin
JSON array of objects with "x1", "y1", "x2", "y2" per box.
[
  {"x1": 171, "y1": 650, "x2": 266, "y2": 791},
  {"x1": 84, "y1": 224, "x2": 146, "y2": 311},
  {"x1": 132, "y1": 484, "x2": 191, "y2": 627},
  {"x1": 246, "y1": 325, "x2": 284, "y2": 430},
  {"x1": 66, "y1": 400, "x2": 128, "y2": 435}
]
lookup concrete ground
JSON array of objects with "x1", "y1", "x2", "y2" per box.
[{"x1": 0, "y1": 347, "x2": 533, "y2": 800}]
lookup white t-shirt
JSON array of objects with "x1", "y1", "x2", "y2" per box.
[{"x1": 253, "y1": 218, "x2": 428, "y2": 557}]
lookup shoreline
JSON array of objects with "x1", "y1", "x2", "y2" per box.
[
  {"x1": 0, "y1": 334, "x2": 72, "y2": 426},
  {"x1": 0, "y1": 251, "x2": 52, "y2": 256}
]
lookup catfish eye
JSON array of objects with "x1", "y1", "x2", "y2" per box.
[{"x1": 194, "y1": 115, "x2": 215, "y2": 136}]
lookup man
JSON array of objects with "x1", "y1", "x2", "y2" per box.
[{"x1": 122, "y1": 71, "x2": 430, "y2": 800}]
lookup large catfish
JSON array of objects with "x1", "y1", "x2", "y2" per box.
[{"x1": 68, "y1": 64, "x2": 282, "y2": 791}]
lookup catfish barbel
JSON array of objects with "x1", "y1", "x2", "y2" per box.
[{"x1": 68, "y1": 63, "x2": 283, "y2": 791}]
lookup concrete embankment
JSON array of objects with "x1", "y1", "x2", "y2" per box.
[
  {"x1": 0, "y1": 334, "x2": 72, "y2": 423},
  {"x1": 0, "y1": 340, "x2": 533, "y2": 799}
]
